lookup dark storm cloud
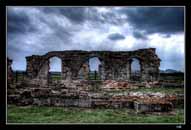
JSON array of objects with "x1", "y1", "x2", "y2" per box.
[
  {"x1": 162, "y1": 34, "x2": 171, "y2": 38},
  {"x1": 88, "y1": 8, "x2": 124, "y2": 25},
  {"x1": 38, "y1": 15, "x2": 72, "y2": 41},
  {"x1": 7, "y1": 8, "x2": 37, "y2": 35},
  {"x1": 120, "y1": 7, "x2": 184, "y2": 34},
  {"x1": 108, "y1": 33, "x2": 125, "y2": 41},
  {"x1": 41, "y1": 7, "x2": 123, "y2": 26},
  {"x1": 7, "y1": 7, "x2": 74, "y2": 57},
  {"x1": 40, "y1": 7, "x2": 87, "y2": 23},
  {"x1": 7, "y1": 7, "x2": 184, "y2": 71},
  {"x1": 133, "y1": 31, "x2": 148, "y2": 40}
]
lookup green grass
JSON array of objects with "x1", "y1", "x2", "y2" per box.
[
  {"x1": 7, "y1": 105, "x2": 184, "y2": 124},
  {"x1": 50, "y1": 75, "x2": 62, "y2": 80}
]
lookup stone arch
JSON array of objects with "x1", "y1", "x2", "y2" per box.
[
  {"x1": 48, "y1": 56, "x2": 62, "y2": 82},
  {"x1": 129, "y1": 57, "x2": 142, "y2": 81},
  {"x1": 88, "y1": 57, "x2": 101, "y2": 71},
  {"x1": 127, "y1": 56, "x2": 143, "y2": 81},
  {"x1": 77, "y1": 54, "x2": 105, "y2": 80},
  {"x1": 35, "y1": 54, "x2": 63, "y2": 80},
  {"x1": 46, "y1": 53, "x2": 62, "y2": 59},
  {"x1": 88, "y1": 56, "x2": 101, "y2": 80}
]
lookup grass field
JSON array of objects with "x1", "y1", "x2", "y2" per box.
[
  {"x1": 10, "y1": 72, "x2": 184, "y2": 124},
  {"x1": 7, "y1": 105, "x2": 184, "y2": 124}
]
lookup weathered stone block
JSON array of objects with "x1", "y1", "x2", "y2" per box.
[
  {"x1": 91, "y1": 100, "x2": 110, "y2": 108},
  {"x1": 134, "y1": 101, "x2": 173, "y2": 113},
  {"x1": 7, "y1": 94, "x2": 20, "y2": 104},
  {"x1": 78, "y1": 99, "x2": 91, "y2": 107}
]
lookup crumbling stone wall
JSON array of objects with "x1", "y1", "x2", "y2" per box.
[
  {"x1": 8, "y1": 80, "x2": 182, "y2": 112},
  {"x1": 7, "y1": 57, "x2": 14, "y2": 84},
  {"x1": 8, "y1": 49, "x2": 184, "y2": 112},
  {"x1": 26, "y1": 48, "x2": 160, "y2": 81},
  {"x1": 78, "y1": 62, "x2": 89, "y2": 79}
]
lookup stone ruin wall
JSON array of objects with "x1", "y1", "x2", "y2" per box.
[
  {"x1": 7, "y1": 57, "x2": 14, "y2": 84},
  {"x1": 26, "y1": 48, "x2": 161, "y2": 82},
  {"x1": 9, "y1": 48, "x2": 182, "y2": 113}
]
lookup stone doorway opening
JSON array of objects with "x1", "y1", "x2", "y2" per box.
[
  {"x1": 130, "y1": 58, "x2": 141, "y2": 81},
  {"x1": 48, "y1": 57, "x2": 62, "y2": 83},
  {"x1": 88, "y1": 57, "x2": 101, "y2": 80},
  {"x1": 78, "y1": 56, "x2": 102, "y2": 80}
]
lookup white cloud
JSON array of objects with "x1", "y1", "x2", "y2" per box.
[
  {"x1": 148, "y1": 33, "x2": 184, "y2": 71},
  {"x1": 114, "y1": 36, "x2": 136, "y2": 50}
]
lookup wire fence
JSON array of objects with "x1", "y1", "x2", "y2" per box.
[
  {"x1": 88, "y1": 71, "x2": 101, "y2": 80},
  {"x1": 12, "y1": 71, "x2": 27, "y2": 83},
  {"x1": 11, "y1": 71, "x2": 184, "y2": 83}
]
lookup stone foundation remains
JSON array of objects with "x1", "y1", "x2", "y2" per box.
[{"x1": 8, "y1": 79, "x2": 183, "y2": 113}]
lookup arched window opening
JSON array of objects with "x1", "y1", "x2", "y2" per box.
[
  {"x1": 88, "y1": 57, "x2": 101, "y2": 80},
  {"x1": 130, "y1": 58, "x2": 141, "y2": 81},
  {"x1": 49, "y1": 57, "x2": 62, "y2": 82}
]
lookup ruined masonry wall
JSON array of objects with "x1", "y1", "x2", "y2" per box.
[
  {"x1": 7, "y1": 58, "x2": 14, "y2": 84},
  {"x1": 26, "y1": 48, "x2": 160, "y2": 81}
]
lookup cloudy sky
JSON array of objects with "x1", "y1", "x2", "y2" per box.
[{"x1": 7, "y1": 6, "x2": 185, "y2": 72}]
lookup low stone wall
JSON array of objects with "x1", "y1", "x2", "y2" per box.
[
  {"x1": 7, "y1": 80, "x2": 183, "y2": 112},
  {"x1": 134, "y1": 101, "x2": 173, "y2": 113}
]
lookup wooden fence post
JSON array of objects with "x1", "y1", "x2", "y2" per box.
[
  {"x1": 48, "y1": 72, "x2": 50, "y2": 86},
  {"x1": 94, "y1": 71, "x2": 97, "y2": 80},
  {"x1": 15, "y1": 71, "x2": 18, "y2": 83},
  {"x1": 23, "y1": 71, "x2": 24, "y2": 80}
]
